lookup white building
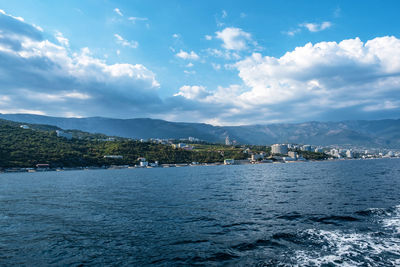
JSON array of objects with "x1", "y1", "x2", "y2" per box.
[
  {"x1": 288, "y1": 151, "x2": 298, "y2": 159},
  {"x1": 346, "y1": 150, "x2": 353, "y2": 158},
  {"x1": 387, "y1": 151, "x2": 395, "y2": 157},
  {"x1": 271, "y1": 144, "x2": 288, "y2": 155},
  {"x1": 224, "y1": 159, "x2": 235, "y2": 165},
  {"x1": 301, "y1": 145, "x2": 312, "y2": 152},
  {"x1": 251, "y1": 154, "x2": 264, "y2": 161},
  {"x1": 56, "y1": 130, "x2": 72, "y2": 139},
  {"x1": 314, "y1": 148, "x2": 323, "y2": 153},
  {"x1": 178, "y1": 143, "x2": 187, "y2": 148},
  {"x1": 330, "y1": 149, "x2": 340, "y2": 157},
  {"x1": 140, "y1": 161, "x2": 149, "y2": 167},
  {"x1": 104, "y1": 155, "x2": 123, "y2": 159},
  {"x1": 20, "y1": 125, "x2": 30, "y2": 129},
  {"x1": 225, "y1": 136, "x2": 232, "y2": 145}
]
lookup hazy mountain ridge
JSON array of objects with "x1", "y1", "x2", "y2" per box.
[{"x1": 0, "y1": 113, "x2": 399, "y2": 147}]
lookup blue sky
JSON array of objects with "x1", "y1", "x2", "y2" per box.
[{"x1": 0, "y1": 0, "x2": 400, "y2": 125}]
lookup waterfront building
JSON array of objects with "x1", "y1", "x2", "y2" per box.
[
  {"x1": 288, "y1": 151, "x2": 298, "y2": 158},
  {"x1": 301, "y1": 145, "x2": 312, "y2": 152},
  {"x1": 346, "y1": 150, "x2": 353, "y2": 158},
  {"x1": 224, "y1": 159, "x2": 235, "y2": 165},
  {"x1": 251, "y1": 154, "x2": 263, "y2": 161},
  {"x1": 140, "y1": 161, "x2": 149, "y2": 167},
  {"x1": 104, "y1": 155, "x2": 123, "y2": 159},
  {"x1": 36, "y1": 163, "x2": 50, "y2": 169},
  {"x1": 330, "y1": 149, "x2": 340, "y2": 157},
  {"x1": 283, "y1": 157, "x2": 297, "y2": 162},
  {"x1": 271, "y1": 144, "x2": 288, "y2": 155}
]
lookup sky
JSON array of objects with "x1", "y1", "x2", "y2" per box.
[{"x1": 0, "y1": 0, "x2": 400, "y2": 125}]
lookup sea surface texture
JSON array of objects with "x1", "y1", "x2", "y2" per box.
[{"x1": 1, "y1": 159, "x2": 400, "y2": 266}]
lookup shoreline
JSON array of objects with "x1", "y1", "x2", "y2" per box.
[{"x1": 1, "y1": 156, "x2": 399, "y2": 175}]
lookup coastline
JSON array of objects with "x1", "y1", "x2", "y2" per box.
[{"x1": 1, "y1": 156, "x2": 399, "y2": 175}]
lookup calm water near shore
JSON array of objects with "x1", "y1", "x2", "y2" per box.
[{"x1": 1, "y1": 158, "x2": 400, "y2": 266}]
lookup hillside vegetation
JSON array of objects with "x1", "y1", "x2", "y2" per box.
[{"x1": 0, "y1": 119, "x2": 247, "y2": 168}]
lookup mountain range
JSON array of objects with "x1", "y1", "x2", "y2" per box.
[{"x1": 1, "y1": 113, "x2": 399, "y2": 148}]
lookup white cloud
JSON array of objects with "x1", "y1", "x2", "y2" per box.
[
  {"x1": 300, "y1": 21, "x2": 332, "y2": 32},
  {"x1": 2, "y1": 9, "x2": 400, "y2": 125},
  {"x1": 0, "y1": 10, "x2": 161, "y2": 118},
  {"x1": 233, "y1": 37, "x2": 400, "y2": 106},
  {"x1": 186, "y1": 62, "x2": 194, "y2": 68},
  {"x1": 222, "y1": 10, "x2": 228, "y2": 18},
  {"x1": 128, "y1": 16, "x2": 148, "y2": 23},
  {"x1": 183, "y1": 70, "x2": 196, "y2": 75},
  {"x1": 114, "y1": 34, "x2": 138, "y2": 48},
  {"x1": 205, "y1": 48, "x2": 240, "y2": 60},
  {"x1": 363, "y1": 100, "x2": 400, "y2": 111},
  {"x1": 176, "y1": 50, "x2": 199, "y2": 60},
  {"x1": 211, "y1": 63, "x2": 221, "y2": 70},
  {"x1": 174, "y1": 85, "x2": 210, "y2": 99},
  {"x1": 114, "y1": 8, "x2": 123, "y2": 16},
  {"x1": 172, "y1": 33, "x2": 179, "y2": 38},
  {"x1": 284, "y1": 29, "x2": 301, "y2": 36},
  {"x1": 175, "y1": 36, "x2": 400, "y2": 124},
  {"x1": 55, "y1": 31, "x2": 69, "y2": 47},
  {"x1": 205, "y1": 35, "x2": 212, "y2": 40},
  {"x1": 334, "y1": 7, "x2": 341, "y2": 18},
  {"x1": 215, "y1": 27, "x2": 253, "y2": 51},
  {"x1": 26, "y1": 91, "x2": 91, "y2": 102}
]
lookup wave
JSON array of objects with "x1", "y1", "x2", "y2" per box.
[
  {"x1": 293, "y1": 229, "x2": 400, "y2": 266},
  {"x1": 292, "y1": 205, "x2": 400, "y2": 266},
  {"x1": 382, "y1": 205, "x2": 400, "y2": 234}
]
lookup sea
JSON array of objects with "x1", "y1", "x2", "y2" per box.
[{"x1": 1, "y1": 158, "x2": 400, "y2": 266}]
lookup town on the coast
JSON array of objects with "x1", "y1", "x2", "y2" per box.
[{"x1": 2, "y1": 122, "x2": 399, "y2": 173}]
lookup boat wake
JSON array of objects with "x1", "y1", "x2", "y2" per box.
[{"x1": 292, "y1": 205, "x2": 400, "y2": 266}]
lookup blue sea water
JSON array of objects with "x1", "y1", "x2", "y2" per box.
[{"x1": 1, "y1": 158, "x2": 400, "y2": 266}]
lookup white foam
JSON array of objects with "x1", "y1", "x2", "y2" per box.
[
  {"x1": 293, "y1": 228, "x2": 400, "y2": 266},
  {"x1": 382, "y1": 205, "x2": 400, "y2": 233}
]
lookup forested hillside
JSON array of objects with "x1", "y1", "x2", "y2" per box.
[{"x1": 0, "y1": 119, "x2": 248, "y2": 168}]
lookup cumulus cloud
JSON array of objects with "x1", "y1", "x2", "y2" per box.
[
  {"x1": 300, "y1": 21, "x2": 332, "y2": 32},
  {"x1": 175, "y1": 49, "x2": 199, "y2": 60},
  {"x1": 175, "y1": 36, "x2": 400, "y2": 124},
  {"x1": 205, "y1": 35, "x2": 212, "y2": 40},
  {"x1": 215, "y1": 27, "x2": 254, "y2": 51},
  {"x1": 0, "y1": 10, "x2": 160, "y2": 118},
  {"x1": 114, "y1": 34, "x2": 138, "y2": 48},
  {"x1": 234, "y1": 37, "x2": 400, "y2": 106}
]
